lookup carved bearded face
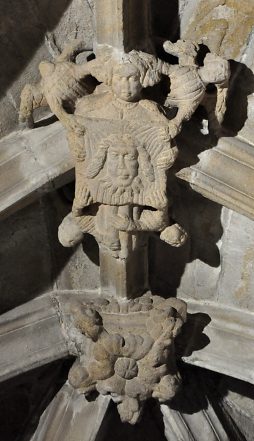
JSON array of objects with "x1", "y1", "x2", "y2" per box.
[
  {"x1": 106, "y1": 140, "x2": 138, "y2": 187},
  {"x1": 112, "y1": 63, "x2": 142, "y2": 102}
]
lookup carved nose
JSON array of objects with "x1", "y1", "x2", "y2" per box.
[{"x1": 118, "y1": 155, "x2": 125, "y2": 169}]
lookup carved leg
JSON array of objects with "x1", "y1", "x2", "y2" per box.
[
  {"x1": 58, "y1": 212, "x2": 85, "y2": 247},
  {"x1": 19, "y1": 83, "x2": 47, "y2": 128},
  {"x1": 174, "y1": 102, "x2": 199, "y2": 126},
  {"x1": 202, "y1": 93, "x2": 223, "y2": 136}
]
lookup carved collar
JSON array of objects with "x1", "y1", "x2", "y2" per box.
[{"x1": 113, "y1": 98, "x2": 139, "y2": 110}]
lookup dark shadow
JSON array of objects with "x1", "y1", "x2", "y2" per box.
[
  {"x1": 0, "y1": 0, "x2": 74, "y2": 100},
  {"x1": 176, "y1": 312, "x2": 211, "y2": 359},
  {"x1": 168, "y1": 364, "x2": 211, "y2": 415},
  {"x1": 45, "y1": 189, "x2": 100, "y2": 293},
  {"x1": 224, "y1": 61, "x2": 254, "y2": 136},
  {"x1": 34, "y1": 113, "x2": 58, "y2": 128},
  {"x1": 0, "y1": 186, "x2": 99, "y2": 314},
  {"x1": 82, "y1": 235, "x2": 100, "y2": 267},
  {"x1": 213, "y1": 376, "x2": 254, "y2": 441},
  {"x1": 149, "y1": 188, "x2": 223, "y2": 297},
  {"x1": 96, "y1": 399, "x2": 167, "y2": 441},
  {"x1": 0, "y1": 197, "x2": 68, "y2": 314},
  {"x1": 161, "y1": 364, "x2": 251, "y2": 440},
  {"x1": 0, "y1": 358, "x2": 73, "y2": 441},
  {"x1": 151, "y1": 0, "x2": 180, "y2": 61},
  {"x1": 149, "y1": 56, "x2": 254, "y2": 299},
  {"x1": 58, "y1": 180, "x2": 76, "y2": 204}
]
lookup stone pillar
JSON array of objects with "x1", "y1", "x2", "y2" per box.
[
  {"x1": 99, "y1": 233, "x2": 149, "y2": 299},
  {"x1": 94, "y1": 0, "x2": 152, "y2": 55}
]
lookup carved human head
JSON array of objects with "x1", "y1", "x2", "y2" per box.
[
  {"x1": 106, "y1": 135, "x2": 139, "y2": 187},
  {"x1": 111, "y1": 63, "x2": 142, "y2": 102},
  {"x1": 86, "y1": 133, "x2": 154, "y2": 190},
  {"x1": 163, "y1": 39, "x2": 199, "y2": 57}
]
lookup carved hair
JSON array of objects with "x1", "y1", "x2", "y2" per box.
[
  {"x1": 86, "y1": 144, "x2": 108, "y2": 179},
  {"x1": 86, "y1": 133, "x2": 154, "y2": 182},
  {"x1": 88, "y1": 51, "x2": 163, "y2": 89},
  {"x1": 125, "y1": 50, "x2": 163, "y2": 88}
]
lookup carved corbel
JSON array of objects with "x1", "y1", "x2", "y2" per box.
[
  {"x1": 68, "y1": 294, "x2": 187, "y2": 424},
  {"x1": 19, "y1": 39, "x2": 230, "y2": 424}
]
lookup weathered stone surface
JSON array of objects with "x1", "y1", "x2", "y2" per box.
[
  {"x1": 162, "y1": 403, "x2": 229, "y2": 441},
  {"x1": 1, "y1": 1, "x2": 253, "y2": 437},
  {"x1": 181, "y1": 0, "x2": 254, "y2": 60},
  {"x1": 31, "y1": 383, "x2": 110, "y2": 441},
  {"x1": 67, "y1": 293, "x2": 187, "y2": 424},
  {"x1": 182, "y1": 298, "x2": 254, "y2": 384},
  {"x1": 0, "y1": 295, "x2": 68, "y2": 382},
  {"x1": 217, "y1": 208, "x2": 254, "y2": 310},
  {"x1": 19, "y1": 40, "x2": 96, "y2": 130},
  {"x1": 16, "y1": 23, "x2": 235, "y2": 427},
  {"x1": 99, "y1": 242, "x2": 149, "y2": 298},
  {"x1": 0, "y1": 122, "x2": 73, "y2": 220},
  {"x1": 0, "y1": 0, "x2": 94, "y2": 138},
  {"x1": 220, "y1": 376, "x2": 254, "y2": 441},
  {"x1": 177, "y1": 136, "x2": 254, "y2": 221},
  {"x1": 19, "y1": 39, "x2": 229, "y2": 257}
]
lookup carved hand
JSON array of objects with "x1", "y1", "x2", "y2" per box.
[
  {"x1": 157, "y1": 146, "x2": 178, "y2": 170},
  {"x1": 111, "y1": 215, "x2": 133, "y2": 231},
  {"x1": 167, "y1": 121, "x2": 181, "y2": 139}
]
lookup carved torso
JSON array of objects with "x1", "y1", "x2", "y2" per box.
[{"x1": 166, "y1": 66, "x2": 206, "y2": 106}]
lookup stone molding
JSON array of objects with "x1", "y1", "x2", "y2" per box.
[
  {"x1": 0, "y1": 295, "x2": 68, "y2": 382},
  {"x1": 177, "y1": 136, "x2": 254, "y2": 221},
  {"x1": 0, "y1": 292, "x2": 253, "y2": 386},
  {"x1": 161, "y1": 403, "x2": 229, "y2": 441},
  {"x1": 0, "y1": 122, "x2": 73, "y2": 220},
  {"x1": 183, "y1": 298, "x2": 254, "y2": 384},
  {"x1": 31, "y1": 384, "x2": 111, "y2": 441}
]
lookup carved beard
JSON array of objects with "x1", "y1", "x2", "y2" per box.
[{"x1": 88, "y1": 175, "x2": 145, "y2": 206}]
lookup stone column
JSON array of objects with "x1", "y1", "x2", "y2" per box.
[
  {"x1": 94, "y1": 0, "x2": 152, "y2": 55},
  {"x1": 94, "y1": 0, "x2": 152, "y2": 300},
  {"x1": 99, "y1": 233, "x2": 149, "y2": 299}
]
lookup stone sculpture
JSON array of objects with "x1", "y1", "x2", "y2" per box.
[
  {"x1": 53, "y1": 50, "x2": 190, "y2": 255},
  {"x1": 19, "y1": 38, "x2": 230, "y2": 424},
  {"x1": 19, "y1": 40, "x2": 95, "y2": 130},
  {"x1": 68, "y1": 293, "x2": 187, "y2": 424},
  {"x1": 162, "y1": 39, "x2": 230, "y2": 135}
]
